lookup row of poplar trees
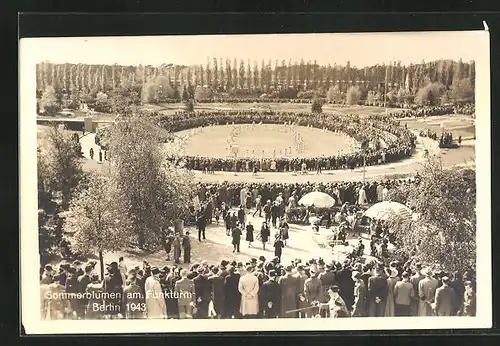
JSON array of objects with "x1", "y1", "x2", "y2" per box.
[{"x1": 36, "y1": 58, "x2": 475, "y2": 97}]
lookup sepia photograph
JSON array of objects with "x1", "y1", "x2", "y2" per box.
[{"x1": 20, "y1": 31, "x2": 491, "y2": 333}]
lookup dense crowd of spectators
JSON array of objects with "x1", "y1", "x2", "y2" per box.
[
  {"x1": 40, "y1": 246, "x2": 476, "y2": 320},
  {"x1": 157, "y1": 110, "x2": 416, "y2": 172},
  {"x1": 387, "y1": 103, "x2": 475, "y2": 119}
]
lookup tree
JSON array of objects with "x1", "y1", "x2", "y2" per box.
[
  {"x1": 450, "y1": 77, "x2": 474, "y2": 103},
  {"x1": 346, "y1": 86, "x2": 361, "y2": 105},
  {"x1": 39, "y1": 86, "x2": 61, "y2": 116},
  {"x1": 311, "y1": 98, "x2": 323, "y2": 113},
  {"x1": 184, "y1": 99, "x2": 195, "y2": 112},
  {"x1": 194, "y1": 85, "x2": 213, "y2": 101},
  {"x1": 326, "y1": 85, "x2": 342, "y2": 104},
  {"x1": 387, "y1": 158, "x2": 476, "y2": 273},
  {"x1": 108, "y1": 117, "x2": 195, "y2": 250},
  {"x1": 40, "y1": 126, "x2": 85, "y2": 209},
  {"x1": 65, "y1": 173, "x2": 133, "y2": 280},
  {"x1": 415, "y1": 82, "x2": 444, "y2": 106}
]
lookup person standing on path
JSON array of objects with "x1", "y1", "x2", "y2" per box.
[
  {"x1": 182, "y1": 231, "x2": 191, "y2": 264},
  {"x1": 197, "y1": 207, "x2": 207, "y2": 242},
  {"x1": 89, "y1": 147, "x2": 94, "y2": 160},
  {"x1": 173, "y1": 234, "x2": 181, "y2": 264},
  {"x1": 245, "y1": 221, "x2": 254, "y2": 248},
  {"x1": 98, "y1": 150, "x2": 102, "y2": 163},
  {"x1": 253, "y1": 195, "x2": 262, "y2": 218},
  {"x1": 273, "y1": 235, "x2": 284, "y2": 262},
  {"x1": 238, "y1": 205, "x2": 246, "y2": 229},
  {"x1": 231, "y1": 227, "x2": 242, "y2": 253},
  {"x1": 260, "y1": 221, "x2": 271, "y2": 250}
]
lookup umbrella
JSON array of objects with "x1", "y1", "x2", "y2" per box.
[
  {"x1": 363, "y1": 201, "x2": 412, "y2": 222},
  {"x1": 298, "y1": 191, "x2": 336, "y2": 208}
]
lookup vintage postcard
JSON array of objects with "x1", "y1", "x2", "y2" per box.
[{"x1": 20, "y1": 31, "x2": 491, "y2": 334}]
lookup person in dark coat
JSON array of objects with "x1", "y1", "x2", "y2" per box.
[
  {"x1": 182, "y1": 231, "x2": 191, "y2": 264},
  {"x1": 98, "y1": 150, "x2": 103, "y2": 162},
  {"x1": 245, "y1": 221, "x2": 254, "y2": 247},
  {"x1": 208, "y1": 267, "x2": 225, "y2": 318},
  {"x1": 278, "y1": 265, "x2": 298, "y2": 318},
  {"x1": 261, "y1": 270, "x2": 281, "y2": 318},
  {"x1": 173, "y1": 234, "x2": 181, "y2": 264},
  {"x1": 89, "y1": 147, "x2": 94, "y2": 160},
  {"x1": 237, "y1": 205, "x2": 246, "y2": 229},
  {"x1": 64, "y1": 267, "x2": 80, "y2": 319},
  {"x1": 352, "y1": 271, "x2": 367, "y2": 317},
  {"x1": 260, "y1": 221, "x2": 271, "y2": 250},
  {"x1": 279, "y1": 221, "x2": 289, "y2": 246},
  {"x1": 273, "y1": 235, "x2": 284, "y2": 262},
  {"x1": 197, "y1": 207, "x2": 207, "y2": 242},
  {"x1": 367, "y1": 266, "x2": 389, "y2": 317},
  {"x1": 165, "y1": 268, "x2": 180, "y2": 318},
  {"x1": 224, "y1": 267, "x2": 241, "y2": 318},
  {"x1": 335, "y1": 262, "x2": 355, "y2": 311},
  {"x1": 224, "y1": 210, "x2": 231, "y2": 236},
  {"x1": 449, "y1": 271, "x2": 465, "y2": 315},
  {"x1": 193, "y1": 267, "x2": 212, "y2": 319},
  {"x1": 103, "y1": 262, "x2": 123, "y2": 317},
  {"x1": 231, "y1": 227, "x2": 242, "y2": 253}
]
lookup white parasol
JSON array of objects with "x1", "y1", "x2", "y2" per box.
[
  {"x1": 363, "y1": 201, "x2": 412, "y2": 222},
  {"x1": 298, "y1": 191, "x2": 336, "y2": 208}
]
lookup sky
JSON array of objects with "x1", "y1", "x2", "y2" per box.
[{"x1": 21, "y1": 31, "x2": 483, "y2": 68}]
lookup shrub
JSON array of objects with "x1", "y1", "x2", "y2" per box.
[
  {"x1": 346, "y1": 86, "x2": 361, "y2": 105},
  {"x1": 311, "y1": 98, "x2": 323, "y2": 113}
]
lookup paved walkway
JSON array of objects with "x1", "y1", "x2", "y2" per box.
[{"x1": 100, "y1": 209, "x2": 371, "y2": 274}]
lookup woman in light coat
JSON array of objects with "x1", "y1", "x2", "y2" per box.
[
  {"x1": 145, "y1": 267, "x2": 167, "y2": 319},
  {"x1": 238, "y1": 266, "x2": 260, "y2": 317}
]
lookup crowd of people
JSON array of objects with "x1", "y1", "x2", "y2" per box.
[
  {"x1": 157, "y1": 110, "x2": 416, "y2": 172},
  {"x1": 191, "y1": 178, "x2": 417, "y2": 217},
  {"x1": 40, "y1": 250, "x2": 476, "y2": 320},
  {"x1": 387, "y1": 103, "x2": 475, "y2": 119},
  {"x1": 40, "y1": 171, "x2": 478, "y2": 320}
]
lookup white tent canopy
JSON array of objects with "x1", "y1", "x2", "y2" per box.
[
  {"x1": 298, "y1": 191, "x2": 336, "y2": 208},
  {"x1": 363, "y1": 201, "x2": 413, "y2": 222}
]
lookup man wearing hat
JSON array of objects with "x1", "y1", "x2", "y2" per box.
[
  {"x1": 219, "y1": 260, "x2": 230, "y2": 279},
  {"x1": 304, "y1": 264, "x2": 323, "y2": 317},
  {"x1": 433, "y1": 276, "x2": 456, "y2": 316},
  {"x1": 193, "y1": 266, "x2": 212, "y2": 318},
  {"x1": 260, "y1": 221, "x2": 271, "y2": 250},
  {"x1": 73, "y1": 260, "x2": 84, "y2": 277},
  {"x1": 103, "y1": 262, "x2": 123, "y2": 318},
  {"x1": 223, "y1": 266, "x2": 242, "y2": 319},
  {"x1": 393, "y1": 271, "x2": 415, "y2": 317},
  {"x1": 293, "y1": 265, "x2": 308, "y2": 317},
  {"x1": 231, "y1": 226, "x2": 242, "y2": 253},
  {"x1": 261, "y1": 270, "x2": 281, "y2": 318},
  {"x1": 418, "y1": 267, "x2": 439, "y2": 317},
  {"x1": 367, "y1": 266, "x2": 389, "y2": 317},
  {"x1": 175, "y1": 269, "x2": 196, "y2": 319},
  {"x1": 278, "y1": 265, "x2": 298, "y2": 318},
  {"x1": 145, "y1": 267, "x2": 167, "y2": 319},
  {"x1": 410, "y1": 263, "x2": 424, "y2": 316},
  {"x1": 123, "y1": 274, "x2": 145, "y2": 319},
  {"x1": 208, "y1": 266, "x2": 225, "y2": 318}
]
